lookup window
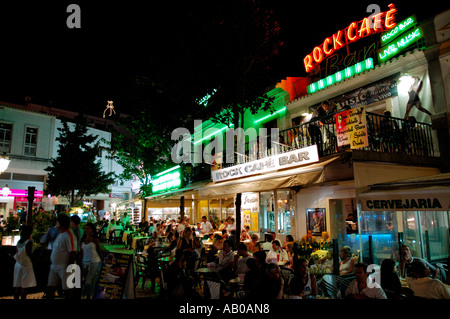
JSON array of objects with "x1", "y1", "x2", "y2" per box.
[
  {"x1": 420, "y1": 211, "x2": 449, "y2": 261},
  {"x1": 24, "y1": 127, "x2": 38, "y2": 156},
  {"x1": 0, "y1": 123, "x2": 12, "y2": 153}
]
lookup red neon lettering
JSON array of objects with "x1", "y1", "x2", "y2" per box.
[
  {"x1": 358, "y1": 17, "x2": 371, "y2": 37},
  {"x1": 302, "y1": 4, "x2": 397, "y2": 73},
  {"x1": 304, "y1": 55, "x2": 313, "y2": 73},
  {"x1": 333, "y1": 30, "x2": 344, "y2": 50},
  {"x1": 347, "y1": 22, "x2": 358, "y2": 42},
  {"x1": 323, "y1": 37, "x2": 334, "y2": 55},
  {"x1": 313, "y1": 46, "x2": 323, "y2": 63},
  {"x1": 372, "y1": 12, "x2": 384, "y2": 31},
  {"x1": 385, "y1": 3, "x2": 397, "y2": 29}
]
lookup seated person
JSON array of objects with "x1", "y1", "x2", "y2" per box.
[
  {"x1": 300, "y1": 230, "x2": 317, "y2": 245},
  {"x1": 380, "y1": 258, "x2": 402, "y2": 298},
  {"x1": 288, "y1": 275, "x2": 305, "y2": 299},
  {"x1": 406, "y1": 259, "x2": 450, "y2": 299},
  {"x1": 345, "y1": 263, "x2": 387, "y2": 299},
  {"x1": 234, "y1": 243, "x2": 252, "y2": 275},
  {"x1": 266, "y1": 240, "x2": 289, "y2": 264},
  {"x1": 282, "y1": 235, "x2": 294, "y2": 249},
  {"x1": 339, "y1": 246, "x2": 355, "y2": 275},
  {"x1": 248, "y1": 233, "x2": 260, "y2": 253},
  {"x1": 240, "y1": 228, "x2": 251, "y2": 241},
  {"x1": 215, "y1": 239, "x2": 235, "y2": 281},
  {"x1": 399, "y1": 245, "x2": 439, "y2": 279},
  {"x1": 292, "y1": 258, "x2": 317, "y2": 298},
  {"x1": 213, "y1": 234, "x2": 224, "y2": 250},
  {"x1": 243, "y1": 258, "x2": 259, "y2": 292}
]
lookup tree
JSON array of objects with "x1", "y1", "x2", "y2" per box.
[
  {"x1": 109, "y1": 110, "x2": 173, "y2": 202},
  {"x1": 45, "y1": 116, "x2": 115, "y2": 207}
]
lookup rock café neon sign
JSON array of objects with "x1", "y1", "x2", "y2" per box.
[{"x1": 303, "y1": 3, "x2": 398, "y2": 73}]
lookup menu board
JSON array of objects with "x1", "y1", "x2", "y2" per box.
[
  {"x1": 94, "y1": 252, "x2": 133, "y2": 299},
  {"x1": 334, "y1": 106, "x2": 368, "y2": 149}
]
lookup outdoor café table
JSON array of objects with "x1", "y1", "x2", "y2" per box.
[{"x1": 132, "y1": 236, "x2": 150, "y2": 249}]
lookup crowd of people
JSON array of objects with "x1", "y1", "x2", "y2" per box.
[
  {"x1": 10, "y1": 210, "x2": 449, "y2": 301},
  {"x1": 12, "y1": 214, "x2": 102, "y2": 300}
]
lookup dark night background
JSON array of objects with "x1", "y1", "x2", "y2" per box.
[{"x1": 0, "y1": 1, "x2": 448, "y2": 118}]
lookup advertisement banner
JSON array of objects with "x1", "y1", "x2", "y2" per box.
[{"x1": 334, "y1": 106, "x2": 368, "y2": 149}]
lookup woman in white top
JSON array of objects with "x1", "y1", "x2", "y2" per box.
[
  {"x1": 13, "y1": 225, "x2": 37, "y2": 299},
  {"x1": 81, "y1": 222, "x2": 102, "y2": 299},
  {"x1": 339, "y1": 246, "x2": 355, "y2": 275}
]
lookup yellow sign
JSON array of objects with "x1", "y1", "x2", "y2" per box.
[{"x1": 251, "y1": 212, "x2": 259, "y2": 233}]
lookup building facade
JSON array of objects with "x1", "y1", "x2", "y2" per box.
[
  {"x1": 0, "y1": 102, "x2": 133, "y2": 220},
  {"x1": 147, "y1": 7, "x2": 450, "y2": 266}
]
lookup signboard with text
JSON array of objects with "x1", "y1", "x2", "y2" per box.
[
  {"x1": 94, "y1": 252, "x2": 133, "y2": 299},
  {"x1": 334, "y1": 106, "x2": 368, "y2": 149},
  {"x1": 212, "y1": 145, "x2": 319, "y2": 183}
]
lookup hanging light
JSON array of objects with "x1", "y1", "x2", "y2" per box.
[{"x1": 0, "y1": 153, "x2": 10, "y2": 174}]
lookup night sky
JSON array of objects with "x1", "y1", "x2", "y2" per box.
[{"x1": 0, "y1": 1, "x2": 448, "y2": 118}]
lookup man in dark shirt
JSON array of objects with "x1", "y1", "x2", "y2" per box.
[{"x1": 308, "y1": 101, "x2": 332, "y2": 156}]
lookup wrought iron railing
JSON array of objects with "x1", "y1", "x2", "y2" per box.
[{"x1": 220, "y1": 112, "x2": 436, "y2": 168}]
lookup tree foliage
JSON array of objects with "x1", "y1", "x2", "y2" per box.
[
  {"x1": 45, "y1": 117, "x2": 115, "y2": 207},
  {"x1": 110, "y1": 110, "x2": 173, "y2": 198}
]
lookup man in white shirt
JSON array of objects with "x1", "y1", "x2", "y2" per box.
[
  {"x1": 47, "y1": 214, "x2": 77, "y2": 299},
  {"x1": 266, "y1": 240, "x2": 289, "y2": 263},
  {"x1": 200, "y1": 216, "x2": 213, "y2": 235},
  {"x1": 345, "y1": 263, "x2": 387, "y2": 299},
  {"x1": 406, "y1": 259, "x2": 450, "y2": 299}
]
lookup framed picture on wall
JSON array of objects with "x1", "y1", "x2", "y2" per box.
[{"x1": 306, "y1": 208, "x2": 326, "y2": 236}]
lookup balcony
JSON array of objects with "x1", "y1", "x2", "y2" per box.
[{"x1": 221, "y1": 112, "x2": 438, "y2": 169}]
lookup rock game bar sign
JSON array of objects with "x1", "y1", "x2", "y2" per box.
[{"x1": 303, "y1": 3, "x2": 398, "y2": 73}]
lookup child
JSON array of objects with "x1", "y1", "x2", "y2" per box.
[{"x1": 13, "y1": 224, "x2": 37, "y2": 299}]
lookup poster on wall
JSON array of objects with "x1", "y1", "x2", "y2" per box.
[
  {"x1": 251, "y1": 212, "x2": 259, "y2": 233},
  {"x1": 306, "y1": 208, "x2": 326, "y2": 236},
  {"x1": 334, "y1": 106, "x2": 369, "y2": 149},
  {"x1": 242, "y1": 210, "x2": 251, "y2": 229}
]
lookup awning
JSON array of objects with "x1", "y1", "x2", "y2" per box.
[
  {"x1": 198, "y1": 156, "x2": 340, "y2": 197},
  {"x1": 146, "y1": 199, "x2": 193, "y2": 208},
  {"x1": 359, "y1": 173, "x2": 450, "y2": 211}
]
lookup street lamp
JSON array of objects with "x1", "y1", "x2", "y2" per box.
[{"x1": 0, "y1": 153, "x2": 10, "y2": 174}]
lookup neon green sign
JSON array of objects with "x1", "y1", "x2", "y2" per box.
[
  {"x1": 152, "y1": 168, "x2": 182, "y2": 193},
  {"x1": 381, "y1": 15, "x2": 416, "y2": 46},
  {"x1": 378, "y1": 26, "x2": 424, "y2": 63},
  {"x1": 307, "y1": 58, "x2": 374, "y2": 94}
]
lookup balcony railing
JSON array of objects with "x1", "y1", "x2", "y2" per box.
[{"x1": 221, "y1": 112, "x2": 437, "y2": 168}]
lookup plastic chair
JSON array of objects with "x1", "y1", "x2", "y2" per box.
[
  {"x1": 318, "y1": 274, "x2": 341, "y2": 299},
  {"x1": 134, "y1": 255, "x2": 150, "y2": 288},
  {"x1": 205, "y1": 279, "x2": 223, "y2": 299},
  {"x1": 279, "y1": 266, "x2": 294, "y2": 296}
]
